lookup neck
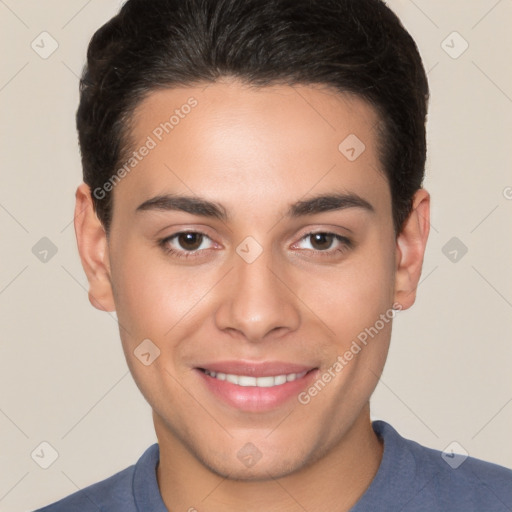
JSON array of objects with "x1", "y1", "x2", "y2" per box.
[{"x1": 155, "y1": 405, "x2": 383, "y2": 512}]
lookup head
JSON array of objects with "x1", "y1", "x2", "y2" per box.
[{"x1": 75, "y1": 0, "x2": 430, "y2": 480}]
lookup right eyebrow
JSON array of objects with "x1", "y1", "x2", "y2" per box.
[{"x1": 135, "y1": 194, "x2": 228, "y2": 221}]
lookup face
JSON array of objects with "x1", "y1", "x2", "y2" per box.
[{"x1": 77, "y1": 79, "x2": 428, "y2": 480}]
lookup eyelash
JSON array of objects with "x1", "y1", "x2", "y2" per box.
[{"x1": 158, "y1": 231, "x2": 353, "y2": 260}]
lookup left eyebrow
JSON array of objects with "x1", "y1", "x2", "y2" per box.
[
  {"x1": 134, "y1": 191, "x2": 375, "y2": 220},
  {"x1": 287, "y1": 192, "x2": 375, "y2": 217}
]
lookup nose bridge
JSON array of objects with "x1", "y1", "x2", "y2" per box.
[{"x1": 214, "y1": 243, "x2": 301, "y2": 341}]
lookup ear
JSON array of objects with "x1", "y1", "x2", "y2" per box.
[
  {"x1": 393, "y1": 188, "x2": 430, "y2": 310},
  {"x1": 74, "y1": 183, "x2": 116, "y2": 312}
]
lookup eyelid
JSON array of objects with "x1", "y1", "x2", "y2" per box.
[
  {"x1": 159, "y1": 228, "x2": 353, "y2": 261},
  {"x1": 160, "y1": 230, "x2": 217, "y2": 255},
  {"x1": 291, "y1": 230, "x2": 352, "y2": 252}
]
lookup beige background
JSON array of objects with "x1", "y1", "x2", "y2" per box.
[{"x1": 1, "y1": 1, "x2": 511, "y2": 510}]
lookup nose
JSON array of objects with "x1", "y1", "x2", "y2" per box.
[{"x1": 214, "y1": 246, "x2": 301, "y2": 343}]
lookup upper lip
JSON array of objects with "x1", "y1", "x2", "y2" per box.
[{"x1": 196, "y1": 360, "x2": 317, "y2": 377}]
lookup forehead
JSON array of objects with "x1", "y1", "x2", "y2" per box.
[{"x1": 116, "y1": 79, "x2": 390, "y2": 217}]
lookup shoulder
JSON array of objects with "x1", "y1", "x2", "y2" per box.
[
  {"x1": 374, "y1": 421, "x2": 512, "y2": 511},
  {"x1": 33, "y1": 465, "x2": 135, "y2": 511},
  {"x1": 32, "y1": 444, "x2": 160, "y2": 512},
  {"x1": 409, "y1": 435, "x2": 512, "y2": 509}
]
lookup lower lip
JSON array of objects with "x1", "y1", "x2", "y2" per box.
[{"x1": 195, "y1": 368, "x2": 318, "y2": 412}]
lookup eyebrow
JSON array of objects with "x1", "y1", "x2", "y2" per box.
[{"x1": 135, "y1": 191, "x2": 374, "y2": 221}]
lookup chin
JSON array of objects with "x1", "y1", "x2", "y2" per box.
[
  {"x1": 202, "y1": 454, "x2": 307, "y2": 482},
  {"x1": 191, "y1": 437, "x2": 318, "y2": 482}
]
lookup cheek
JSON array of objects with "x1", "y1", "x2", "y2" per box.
[
  {"x1": 110, "y1": 240, "x2": 218, "y2": 344},
  {"x1": 109, "y1": 245, "x2": 206, "y2": 406},
  {"x1": 302, "y1": 238, "x2": 396, "y2": 346},
  {"x1": 296, "y1": 244, "x2": 396, "y2": 415},
  {"x1": 110, "y1": 240, "x2": 175, "y2": 338}
]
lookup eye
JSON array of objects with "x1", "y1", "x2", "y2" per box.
[
  {"x1": 293, "y1": 232, "x2": 352, "y2": 256},
  {"x1": 158, "y1": 230, "x2": 352, "y2": 260},
  {"x1": 159, "y1": 231, "x2": 214, "y2": 259}
]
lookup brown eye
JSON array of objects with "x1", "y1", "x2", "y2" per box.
[
  {"x1": 177, "y1": 232, "x2": 204, "y2": 251},
  {"x1": 159, "y1": 231, "x2": 214, "y2": 259},
  {"x1": 309, "y1": 233, "x2": 335, "y2": 250},
  {"x1": 293, "y1": 231, "x2": 353, "y2": 257}
]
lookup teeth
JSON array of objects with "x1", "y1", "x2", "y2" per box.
[
  {"x1": 274, "y1": 374, "x2": 287, "y2": 385},
  {"x1": 238, "y1": 375, "x2": 257, "y2": 386},
  {"x1": 203, "y1": 369, "x2": 308, "y2": 387}
]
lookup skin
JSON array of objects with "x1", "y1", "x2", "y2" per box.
[{"x1": 74, "y1": 78, "x2": 430, "y2": 511}]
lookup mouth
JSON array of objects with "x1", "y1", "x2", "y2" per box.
[
  {"x1": 194, "y1": 362, "x2": 319, "y2": 412},
  {"x1": 198, "y1": 368, "x2": 310, "y2": 387}
]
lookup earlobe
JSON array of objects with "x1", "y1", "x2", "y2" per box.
[
  {"x1": 74, "y1": 183, "x2": 116, "y2": 312},
  {"x1": 393, "y1": 188, "x2": 430, "y2": 310}
]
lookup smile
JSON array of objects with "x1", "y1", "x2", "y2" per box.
[
  {"x1": 201, "y1": 369, "x2": 308, "y2": 387},
  {"x1": 196, "y1": 364, "x2": 319, "y2": 412}
]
